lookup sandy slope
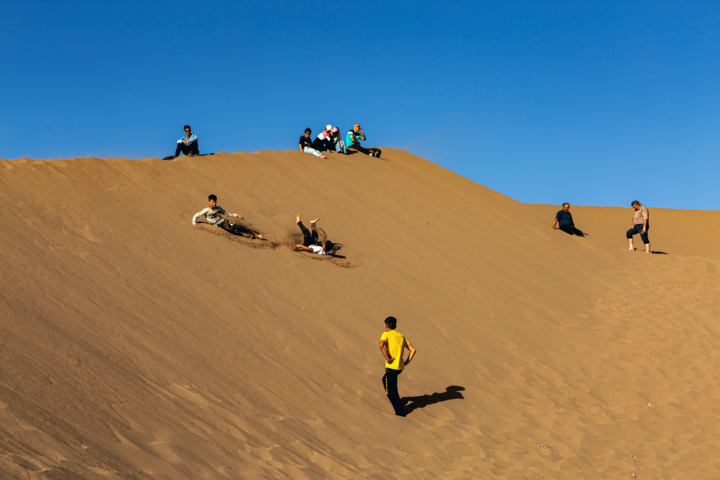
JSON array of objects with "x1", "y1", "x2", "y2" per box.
[{"x1": 0, "y1": 149, "x2": 718, "y2": 479}]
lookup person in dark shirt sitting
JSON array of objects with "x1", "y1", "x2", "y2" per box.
[
  {"x1": 299, "y1": 128, "x2": 328, "y2": 159},
  {"x1": 552, "y1": 203, "x2": 585, "y2": 236}
]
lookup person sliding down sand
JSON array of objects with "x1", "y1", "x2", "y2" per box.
[
  {"x1": 379, "y1": 316, "x2": 416, "y2": 417},
  {"x1": 294, "y1": 215, "x2": 333, "y2": 255},
  {"x1": 192, "y1": 194, "x2": 264, "y2": 239}
]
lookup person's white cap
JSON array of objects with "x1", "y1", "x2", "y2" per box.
[{"x1": 325, "y1": 124, "x2": 332, "y2": 131}]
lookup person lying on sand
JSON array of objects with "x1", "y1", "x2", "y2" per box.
[
  {"x1": 627, "y1": 200, "x2": 650, "y2": 253},
  {"x1": 552, "y1": 203, "x2": 585, "y2": 236},
  {"x1": 379, "y1": 316, "x2": 416, "y2": 417},
  {"x1": 294, "y1": 215, "x2": 333, "y2": 255},
  {"x1": 299, "y1": 128, "x2": 329, "y2": 159},
  {"x1": 174, "y1": 125, "x2": 199, "y2": 158},
  {"x1": 192, "y1": 194, "x2": 264, "y2": 239},
  {"x1": 346, "y1": 124, "x2": 381, "y2": 158}
]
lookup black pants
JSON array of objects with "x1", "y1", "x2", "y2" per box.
[
  {"x1": 297, "y1": 221, "x2": 319, "y2": 247},
  {"x1": 559, "y1": 225, "x2": 585, "y2": 237},
  {"x1": 626, "y1": 222, "x2": 650, "y2": 244},
  {"x1": 219, "y1": 219, "x2": 260, "y2": 239},
  {"x1": 311, "y1": 138, "x2": 330, "y2": 151},
  {"x1": 175, "y1": 141, "x2": 200, "y2": 157},
  {"x1": 348, "y1": 144, "x2": 381, "y2": 157},
  {"x1": 382, "y1": 368, "x2": 404, "y2": 416}
]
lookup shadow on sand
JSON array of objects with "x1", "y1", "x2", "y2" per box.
[{"x1": 402, "y1": 386, "x2": 465, "y2": 415}]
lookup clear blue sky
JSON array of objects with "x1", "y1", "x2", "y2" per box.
[{"x1": 3, "y1": 1, "x2": 719, "y2": 209}]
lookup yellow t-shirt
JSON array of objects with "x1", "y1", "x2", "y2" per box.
[{"x1": 380, "y1": 330, "x2": 408, "y2": 370}]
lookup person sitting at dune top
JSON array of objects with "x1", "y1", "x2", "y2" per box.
[
  {"x1": 552, "y1": 203, "x2": 585, "y2": 237},
  {"x1": 294, "y1": 215, "x2": 333, "y2": 255},
  {"x1": 330, "y1": 127, "x2": 346, "y2": 154},
  {"x1": 192, "y1": 194, "x2": 263, "y2": 239},
  {"x1": 312, "y1": 125, "x2": 334, "y2": 152},
  {"x1": 299, "y1": 128, "x2": 329, "y2": 159},
  {"x1": 174, "y1": 125, "x2": 199, "y2": 158},
  {"x1": 346, "y1": 124, "x2": 381, "y2": 158}
]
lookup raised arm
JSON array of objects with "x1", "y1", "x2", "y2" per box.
[{"x1": 404, "y1": 341, "x2": 416, "y2": 366}]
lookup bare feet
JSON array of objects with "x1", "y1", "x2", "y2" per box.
[
  {"x1": 256, "y1": 234, "x2": 264, "y2": 240},
  {"x1": 310, "y1": 218, "x2": 319, "y2": 224},
  {"x1": 188, "y1": 153, "x2": 195, "y2": 157},
  {"x1": 321, "y1": 155, "x2": 329, "y2": 159},
  {"x1": 296, "y1": 214, "x2": 301, "y2": 224}
]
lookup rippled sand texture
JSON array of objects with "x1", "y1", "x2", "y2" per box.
[{"x1": 1, "y1": 150, "x2": 719, "y2": 479}]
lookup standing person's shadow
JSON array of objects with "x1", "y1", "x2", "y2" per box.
[{"x1": 402, "y1": 386, "x2": 465, "y2": 415}]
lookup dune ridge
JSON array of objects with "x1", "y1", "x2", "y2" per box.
[{"x1": 1, "y1": 149, "x2": 719, "y2": 479}]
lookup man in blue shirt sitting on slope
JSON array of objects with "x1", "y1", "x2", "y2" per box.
[
  {"x1": 552, "y1": 203, "x2": 585, "y2": 237},
  {"x1": 174, "y1": 125, "x2": 199, "y2": 158}
]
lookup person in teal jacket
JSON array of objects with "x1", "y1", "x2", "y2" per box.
[{"x1": 346, "y1": 124, "x2": 381, "y2": 157}]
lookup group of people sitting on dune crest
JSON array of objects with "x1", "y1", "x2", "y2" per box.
[
  {"x1": 552, "y1": 200, "x2": 652, "y2": 253},
  {"x1": 164, "y1": 123, "x2": 382, "y2": 161},
  {"x1": 300, "y1": 123, "x2": 381, "y2": 159},
  {"x1": 191, "y1": 195, "x2": 334, "y2": 256}
]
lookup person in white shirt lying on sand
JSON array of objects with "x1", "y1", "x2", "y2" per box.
[
  {"x1": 192, "y1": 194, "x2": 263, "y2": 239},
  {"x1": 294, "y1": 215, "x2": 333, "y2": 255}
]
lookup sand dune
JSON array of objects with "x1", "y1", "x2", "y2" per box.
[{"x1": 1, "y1": 149, "x2": 719, "y2": 479}]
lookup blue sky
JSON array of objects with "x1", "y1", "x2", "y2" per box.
[{"x1": 3, "y1": 1, "x2": 719, "y2": 209}]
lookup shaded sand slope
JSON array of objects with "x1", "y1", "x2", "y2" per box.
[{"x1": 0, "y1": 149, "x2": 719, "y2": 479}]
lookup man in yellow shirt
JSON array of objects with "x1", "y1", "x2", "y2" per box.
[{"x1": 379, "y1": 316, "x2": 417, "y2": 417}]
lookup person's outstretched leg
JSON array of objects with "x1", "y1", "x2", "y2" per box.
[
  {"x1": 222, "y1": 219, "x2": 263, "y2": 239},
  {"x1": 297, "y1": 215, "x2": 314, "y2": 246},
  {"x1": 310, "y1": 218, "x2": 319, "y2": 245},
  {"x1": 348, "y1": 144, "x2": 373, "y2": 156}
]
